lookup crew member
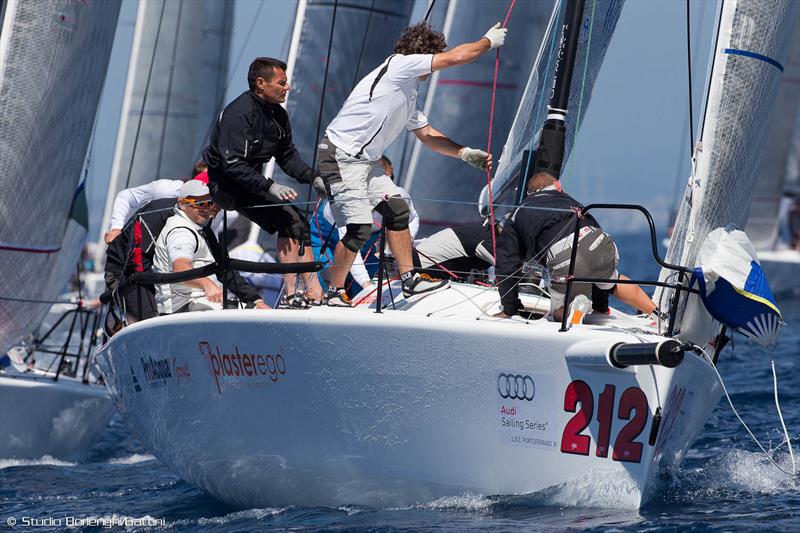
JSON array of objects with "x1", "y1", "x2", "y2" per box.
[
  {"x1": 495, "y1": 171, "x2": 659, "y2": 321},
  {"x1": 318, "y1": 22, "x2": 508, "y2": 305},
  {"x1": 203, "y1": 57, "x2": 325, "y2": 304},
  {"x1": 152, "y1": 181, "x2": 269, "y2": 314},
  {"x1": 413, "y1": 222, "x2": 496, "y2": 281}
]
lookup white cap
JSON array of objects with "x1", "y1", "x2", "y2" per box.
[{"x1": 178, "y1": 180, "x2": 210, "y2": 199}]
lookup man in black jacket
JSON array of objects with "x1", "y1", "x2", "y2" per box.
[
  {"x1": 495, "y1": 171, "x2": 658, "y2": 321},
  {"x1": 203, "y1": 57, "x2": 324, "y2": 303}
]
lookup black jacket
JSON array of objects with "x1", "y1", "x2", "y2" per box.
[
  {"x1": 104, "y1": 198, "x2": 261, "y2": 306},
  {"x1": 496, "y1": 189, "x2": 599, "y2": 315},
  {"x1": 203, "y1": 91, "x2": 314, "y2": 209}
]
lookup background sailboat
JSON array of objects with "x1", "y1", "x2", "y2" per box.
[{"x1": 0, "y1": 0, "x2": 121, "y2": 460}]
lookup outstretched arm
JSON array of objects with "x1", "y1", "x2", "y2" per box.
[{"x1": 431, "y1": 23, "x2": 507, "y2": 72}]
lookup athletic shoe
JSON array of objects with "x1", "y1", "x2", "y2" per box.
[
  {"x1": 326, "y1": 288, "x2": 352, "y2": 307},
  {"x1": 402, "y1": 273, "x2": 450, "y2": 298},
  {"x1": 281, "y1": 292, "x2": 310, "y2": 309}
]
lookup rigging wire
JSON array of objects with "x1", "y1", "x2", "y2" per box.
[
  {"x1": 485, "y1": 0, "x2": 518, "y2": 266},
  {"x1": 423, "y1": 0, "x2": 437, "y2": 23},
  {"x1": 686, "y1": 0, "x2": 695, "y2": 154},
  {"x1": 124, "y1": 0, "x2": 168, "y2": 189}
]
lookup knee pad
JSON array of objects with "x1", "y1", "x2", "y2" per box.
[
  {"x1": 376, "y1": 196, "x2": 410, "y2": 231},
  {"x1": 342, "y1": 223, "x2": 371, "y2": 252}
]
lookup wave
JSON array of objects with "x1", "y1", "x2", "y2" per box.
[
  {"x1": 107, "y1": 453, "x2": 156, "y2": 465},
  {"x1": 0, "y1": 455, "x2": 76, "y2": 469}
]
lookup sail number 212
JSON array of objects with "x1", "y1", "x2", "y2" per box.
[{"x1": 560, "y1": 380, "x2": 649, "y2": 463}]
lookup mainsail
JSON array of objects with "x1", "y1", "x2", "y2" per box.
[
  {"x1": 743, "y1": 17, "x2": 800, "y2": 250},
  {"x1": 99, "y1": 0, "x2": 233, "y2": 236},
  {"x1": 271, "y1": 0, "x2": 415, "y2": 198},
  {"x1": 0, "y1": 0, "x2": 121, "y2": 353},
  {"x1": 402, "y1": 0, "x2": 554, "y2": 228},
  {"x1": 658, "y1": 0, "x2": 798, "y2": 317},
  {"x1": 478, "y1": 0, "x2": 624, "y2": 217}
]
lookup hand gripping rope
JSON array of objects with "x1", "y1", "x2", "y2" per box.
[{"x1": 485, "y1": 0, "x2": 518, "y2": 265}]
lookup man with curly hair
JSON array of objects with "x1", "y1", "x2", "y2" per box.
[{"x1": 318, "y1": 22, "x2": 508, "y2": 306}]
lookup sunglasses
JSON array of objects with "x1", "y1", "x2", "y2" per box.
[{"x1": 180, "y1": 197, "x2": 216, "y2": 208}]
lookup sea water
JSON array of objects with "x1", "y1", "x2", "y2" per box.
[{"x1": 2, "y1": 233, "x2": 798, "y2": 531}]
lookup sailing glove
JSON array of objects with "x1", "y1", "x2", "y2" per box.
[
  {"x1": 483, "y1": 23, "x2": 507, "y2": 49},
  {"x1": 312, "y1": 176, "x2": 327, "y2": 198},
  {"x1": 460, "y1": 147, "x2": 490, "y2": 170},
  {"x1": 266, "y1": 181, "x2": 297, "y2": 202}
]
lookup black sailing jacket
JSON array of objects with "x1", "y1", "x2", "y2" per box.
[
  {"x1": 496, "y1": 189, "x2": 599, "y2": 315},
  {"x1": 203, "y1": 91, "x2": 314, "y2": 209}
]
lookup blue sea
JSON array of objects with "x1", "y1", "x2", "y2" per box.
[{"x1": 2, "y1": 233, "x2": 798, "y2": 532}]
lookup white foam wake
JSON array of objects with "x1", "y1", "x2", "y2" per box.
[
  {"x1": 0, "y1": 455, "x2": 76, "y2": 469},
  {"x1": 107, "y1": 453, "x2": 156, "y2": 465}
]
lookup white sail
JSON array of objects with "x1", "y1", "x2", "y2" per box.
[
  {"x1": 402, "y1": 0, "x2": 553, "y2": 228},
  {"x1": 478, "y1": 0, "x2": 625, "y2": 217},
  {"x1": 0, "y1": 0, "x2": 121, "y2": 353},
  {"x1": 744, "y1": 18, "x2": 800, "y2": 250},
  {"x1": 658, "y1": 0, "x2": 798, "y2": 320},
  {"x1": 99, "y1": 0, "x2": 233, "y2": 236}
]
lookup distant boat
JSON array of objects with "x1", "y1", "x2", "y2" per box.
[
  {"x1": 96, "y1": 0, "x2": 796, "y2": 509},
  {"x1": 0, "y1": 0, "x2": 121, "y2": 460}
]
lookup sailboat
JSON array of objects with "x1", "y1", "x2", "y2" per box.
[
  {"x1": 0, "y1": 0, "x2": 121, "y2": 459},
  {"x1": 95, "y1": 0, "x2": 795, "y2": 509},
  {"x1": 743, "y1": 17, "x2": 800, "y2": 293}
]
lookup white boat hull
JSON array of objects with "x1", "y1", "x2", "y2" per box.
[
  {"x1": 0, "y1": 373, "x2": 114, "y2": 460},
  {"x1": 96, "y1": 285, "x2": 722, "y2": 509}
]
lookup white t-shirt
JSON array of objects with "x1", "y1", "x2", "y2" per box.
[
  {"x1": 152, "y1": 209, "x2": 217, "y2": 314},
  {"x1": 326, "y1": 54, "x2": 432, "y2": 161}
]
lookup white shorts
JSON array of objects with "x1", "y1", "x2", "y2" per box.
[{"x1": 317, "y1": 139, "x2": 401, "y2": 226}]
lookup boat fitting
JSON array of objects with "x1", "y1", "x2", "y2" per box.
[{"x1": 608, "y1": 339, "x2": 684, "y2": 369}]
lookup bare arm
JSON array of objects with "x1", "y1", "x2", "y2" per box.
[
  {"x1": 431, "y1": 39, "x2": 490, "y2": 72},
  {"x1": 413, "y1": 125, "x2": 464, "y2": 158},
  {"x1": 172, "y1": 258, "x2": 223, "y2": 303}
]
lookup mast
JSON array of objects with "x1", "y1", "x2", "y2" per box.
[{"x1": 531, "y1": 0, "x2": 585, "y2": 181}]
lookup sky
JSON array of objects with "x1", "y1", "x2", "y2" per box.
[{"x1": 86, "y1": 0, "x2": 718, "y2": 241}]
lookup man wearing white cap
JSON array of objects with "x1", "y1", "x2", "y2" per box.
[{"x1": 153, "y1": 181, "x2": 269, "y2": 314}]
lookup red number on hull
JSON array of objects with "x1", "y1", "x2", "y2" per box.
[
  {"x1": 595, "y1": 384, "x2": 616, "y2": 458},
  {"x1": 560, "y1": 380, "x2": 593, "y2": 456},
  {"x1": 612, "y1": 387, "x2": 649, "y2": 463}
]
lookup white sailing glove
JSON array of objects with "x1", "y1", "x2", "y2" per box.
[
  {"x1": 460, "y1": 147, "x2": 490, "y2": 170},
  {"x1": 483, "y1": 22, "x2": 507, "y2": 49},
  {"x1": 312, "y1": 176, "x2": 327, "y2": 198},
  {"x1": 266, "y1": 181, "x2": 297, "y2": 202}
]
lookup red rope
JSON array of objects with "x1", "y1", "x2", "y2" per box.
[{"x1": 485, "y1": 0, "x2": 517, "y2": 265}]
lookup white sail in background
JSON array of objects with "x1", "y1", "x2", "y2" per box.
[
  {"x1": 659, "y1": 0, "x2": 798, "y2": 314},
  {"x1": 99, "y1": 0, "x2": 233, "y2": 236},
  {"x1": 0, "y1": 0, "x2": 121, "y2": 353},
  {"x1": 403, "y1": 0, "x2": 553, "y2": 228},
  {"x1": 271, "y1": 0, "x2": 415, "y2": 199},
  {"x1": 744, "y1": 18, "x2": 800, "y2": 250},
  {"x1": 478, "y1": 0, "x2": 625, "y2": 218}
]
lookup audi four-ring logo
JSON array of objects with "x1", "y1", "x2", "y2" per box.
[{"x1": 497, "y1": 373, "x2": 536, "y2": 401}]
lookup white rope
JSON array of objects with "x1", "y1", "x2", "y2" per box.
[
  {"x1": 772, "y1": 359, "x2": 796, "y2": 475},
  {"x1": 699, "y1": 348, "x2": 796, "y2": 478}
]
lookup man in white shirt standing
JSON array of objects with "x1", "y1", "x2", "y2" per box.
[{"x1": 318, "y1": 21, "x2": 507, "y2": 306}]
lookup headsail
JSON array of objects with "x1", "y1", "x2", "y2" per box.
[
  {"x1": 743, "y1": 18, "x2": 800, "y2": 250},
  {"x1": 401, "y1": 0, "x2": 553, "y2": 228},
  {"x1": 479, "y1": 0, "x2": 625, "y2": 216},
  {"x1": 99, "y1": 0, "x2": 233, "y2": 237},
  {"x1": 0, "y1": 0, "x2": 121, "y2": 353},
  {"x1": 657, "y1": 0, "x2": 798, "y2": 330}
]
